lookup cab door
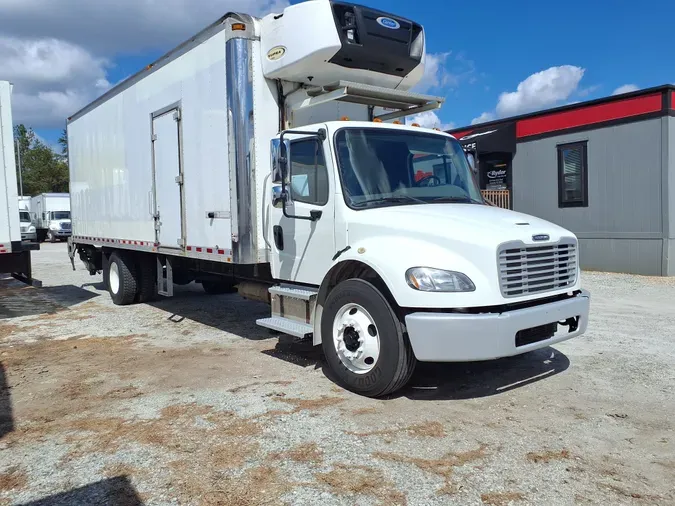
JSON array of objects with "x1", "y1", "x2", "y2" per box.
[{"x1": 268, "y1": 128, "x2": 335, "y2": 285}]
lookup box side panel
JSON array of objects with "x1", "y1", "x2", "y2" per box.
[
  {"x1": 69, "y1": 31, "x2": 232, "y2": 251},
  {"x1": 44, "y1": 195, "x2": 71, "y2": 212},
  {"x1": 0, "y1": 81, "x2": 21, "y2": 245}
]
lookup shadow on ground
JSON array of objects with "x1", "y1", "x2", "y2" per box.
[
  {"x1": 0, "y1": 362, "x2": 12, "y2": 438},
  {"x1": 17, "y1": 476, "x2": 143, "y2": 506},
  {"x1": 147, "y1": 285, "x2": 273, "y2": 341},
  {"x1": 0, "y1": 277, "x2": 99, "y2": 319},
  {"x1": 147, "y1": 285, "x2": 570, "y2": 401},
  {"x1": 396, "y1": 346, "x2": 570, "y2": 401}
]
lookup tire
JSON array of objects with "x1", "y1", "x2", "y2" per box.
[
  {"x1": 47, "y1": 231, "x2": 56, "y2": 243},
  {"x1": 107, "y1": 251, "x2": 138, "y2": 305},
  {"x1": 201, "y1": 279, "x2": 237, "y2": 295},
  {"x1": 135, "y1": 256, "x2": 157, "y2": 303},
  {"x1": 321, "y1": 279, "x2": 416, "y2": 398}
]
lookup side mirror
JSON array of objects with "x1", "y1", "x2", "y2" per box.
[
  {"x1": 272, "y1": 185, "x2": 286, "y2": 208},
  {"x1": 270, "y1": 138, "x2": 291, "y2": 184}
]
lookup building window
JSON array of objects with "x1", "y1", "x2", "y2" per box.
[
  {"x1": 557, "y1": 141, "x2": 588, "y2": 208},
  {"x1": 289, "y1": 139, "x2": 329, "y2": 206}
]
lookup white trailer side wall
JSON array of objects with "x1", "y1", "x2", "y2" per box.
[
  {"x1": 68, "y1": 30, "x2": 233, "y2": 251},
  {"x1": 0, "y1": 81, "x2": 21, "y2": 247}
]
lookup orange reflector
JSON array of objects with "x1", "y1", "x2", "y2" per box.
[
  {"x1": 340, "y1": 116, "x2": 350, "y2": 121},
  {"x1": 393, "y1": 120, "x2": 402, "y2": 125},
  {"x1": 411, "y1": 123, "x2": 420, "y2": 127},
  {"x1": 232, "y1": 23, "x2": 246, "y2": 31},
  {"x1": 373, "y1": 118, "x2": 383, "y2": 123}
]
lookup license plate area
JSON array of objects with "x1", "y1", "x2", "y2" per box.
[{"x1": 515, "y1": 322, "x2": 558, "y2": 347}]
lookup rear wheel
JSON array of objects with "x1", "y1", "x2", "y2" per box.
[
  {"x1": 107, "y1": 251, "x2": 138, "y2": 305},
  {"x1": 321, "y1": 279, "x2": 416, "y2": 397},
  {"x1": 135, "y1": 255, "x2": 157, "y2": 303}
]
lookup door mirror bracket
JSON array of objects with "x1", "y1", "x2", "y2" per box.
[{"x1": 274, "y1": 128, "x2": 327, "y2": 222}]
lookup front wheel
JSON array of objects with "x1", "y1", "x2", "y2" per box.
[
  {"x1": 321, "y1": 279, "x2": 416, "y2": 397},
  {"x1": 47, "y1": 231, "x2": 56, "y2": 243}
]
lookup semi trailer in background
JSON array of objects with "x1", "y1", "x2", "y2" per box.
[
  {"x1": 67, "y1": 0, "x2": 590, "y2": 397},
  {"x1": 0, "y1": 81, "x2": 40, "y2": 286},
  {"x1": 31, "y1": 193, "x2": 71, "y2": 242}
]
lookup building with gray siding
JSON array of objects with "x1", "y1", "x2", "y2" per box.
[{"x1": 447, "y1": 85, "x2": 675, "y2": 276}]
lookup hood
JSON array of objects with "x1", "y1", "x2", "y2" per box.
[{"x1": 347, "y1": 203, "x2": 573, "y2": 248}]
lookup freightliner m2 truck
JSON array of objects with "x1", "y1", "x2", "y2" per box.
[
  {"x1": 0, "y1": 81, "x2": 40, "y2": 286},
  {"x1": 67, "y1": 0, "x2": 590, "y2": 397}
]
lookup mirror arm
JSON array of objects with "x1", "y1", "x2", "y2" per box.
[{"x1": 278, "y1": 128, "x2": 327, "y2": 222}]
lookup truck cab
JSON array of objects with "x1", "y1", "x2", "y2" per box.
[
  {"x1": 260, "y1": 120, "x2": 589, "y2": 395},
  {"x1": 44, "y1": 210, "x2": 71, "y2": 242},
  {"x1": 19, "y1": 210, "x2": 36, "y2": 243}
]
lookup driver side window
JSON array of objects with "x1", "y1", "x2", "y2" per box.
[{"x1": 289, "y1": 139, "x2": 329, "y2": 206}]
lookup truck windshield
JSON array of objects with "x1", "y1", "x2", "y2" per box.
[
  {"x1": 53, "y1": 211, "x2": 70, "y2": 220},
  {"x1": 19, "y1": 211, "x2": 30, "y2": 222},
  {"x1": 335, "y1": 128, "x2": 483, "y2": 209}
]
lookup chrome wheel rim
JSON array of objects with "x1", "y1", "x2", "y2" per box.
[{"x1": 332, "y1": 303, "x2": 380, "y2": 374}]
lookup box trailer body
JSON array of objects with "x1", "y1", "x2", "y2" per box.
[
  {"x1": 0, "y1": 81, "x2": 39, "y2": 285},
  {"x1": 68, "y1": 0, "x2": 590, "y2": 397},
  {"x1": 31, "y1": 193, "x2": 71, "y2": 242}
]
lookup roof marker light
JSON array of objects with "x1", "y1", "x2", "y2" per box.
[{"x1": 232, "y1": 23, "x2": 246, "y2": 31}]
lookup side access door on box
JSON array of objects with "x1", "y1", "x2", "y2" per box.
[{"x1": 151, "y1": 106, "x2": 185, "y2": 250}]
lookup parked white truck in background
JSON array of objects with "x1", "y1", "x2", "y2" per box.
[
  {"x1": 0, "y1": 81, "x2": 40, "y2": 285},
  {"x1": 67, "y1": 0, "x2": 590, "y2": 397},
  {"x1": 31, "y1": 193, "x2": 71, "y2": 242}
]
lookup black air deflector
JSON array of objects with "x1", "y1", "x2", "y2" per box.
[{"x1": 329, "y1": 1, "x2": 424, "y2": 77}]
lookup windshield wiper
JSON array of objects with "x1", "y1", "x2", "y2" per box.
[
  {"x1": 352, "y1": 195, "x2": 428, "y2": 208},
  {"x1": 432, "y1": 196, "x2": 482, "y2": 204}
]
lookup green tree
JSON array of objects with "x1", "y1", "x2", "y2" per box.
[
  {"x1": 58, "y1": 128, "x2": 68, "y2": 159},
  {"x1": 13, "y1": 124, "x2": 69, "y2": 195}
]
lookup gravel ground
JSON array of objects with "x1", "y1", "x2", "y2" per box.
[{"x1": 0, "y1": 243, "x2": 673, "y2": 506}]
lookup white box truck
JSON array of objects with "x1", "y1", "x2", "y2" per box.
[
  {"x1": 0, "y1": 81, "x2": 40, "y2": 285},
  {"x1": 31, "y1": 193, "x2": 71, "y2": 242},
  {"x1": 67, "y1": 0, "x2": 590, "y2": 397}
]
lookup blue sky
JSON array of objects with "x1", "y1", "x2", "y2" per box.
[{"x1": 1, "y1": 0, "x2": 672, "y2": 148}]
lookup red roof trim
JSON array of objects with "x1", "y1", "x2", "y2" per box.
[
  {"x1": 516, "y1": 93, "x2": 662, "y2": 139},
  {"x1": 671, "y1": 91, "x2": 675, "y2": 110}
]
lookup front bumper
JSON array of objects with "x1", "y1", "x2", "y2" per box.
[
  {"x1": 21, "y1": 232, "x2": 37, "y2": 242},
  {"x1": 51, "y1": 229, "x2": 72, "y2": 237},
  {"x1": 405, "y1": 290, "x2": 590, "y2": 362}
]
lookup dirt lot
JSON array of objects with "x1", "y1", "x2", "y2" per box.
[{"x1": 0, "y1": 243, "x2": 673, "y2": 505}]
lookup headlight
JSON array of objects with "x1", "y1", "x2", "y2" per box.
[
  {"x1": 49, "y1": 224, "x2": 58, "y2": 230},
  {"x1": 405, "y1": 267, "x2": 475, "y2": 292},
  {"x1": 28, "y1": 226, "x2": 35, "y2": 233}
]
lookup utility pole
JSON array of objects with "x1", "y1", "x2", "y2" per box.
[{"x1": 15, "y1": 138, "x2": 23, "y2": 196}]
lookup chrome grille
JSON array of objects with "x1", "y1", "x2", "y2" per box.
[
  {"x1": 498, "y1": 239, "x2": 577, "y2": 298},
  {"x1": 60, "y1": 222, "x2": 71, "y2": 230}
]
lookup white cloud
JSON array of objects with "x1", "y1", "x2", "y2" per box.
[
  {"x1": 414, "y1": 52, "x2": 455, "y2": 94},
  {"x1": 0, "y1": 36, "x2": 111, "y2": 128},
  {"x1": 612, "y1": 84, "x2": 639, "y2": 95},
  {"x1": 406, "y1": 111, "x2": 455, "y2": 130},
  {"x1": 495, "y1": 65, "x2": 585, "y2": 117},
  {"x1": 471, "y1": 112, "x2": 495, "y2": 125},
  {"x1": 0, "y1": 0, "x2": 288, "y2": 129},
  {"x1": 471, "y1": 65, "x2": 585, "y2": 125},
  {"x1": 0, "y1": 0, "x2": 290, "y2": 54}
]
